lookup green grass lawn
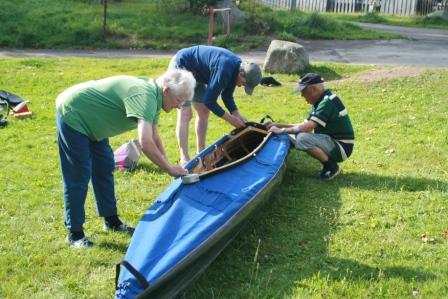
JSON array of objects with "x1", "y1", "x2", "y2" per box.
[
  {"x1": 0, "y1": 58, "x2": 447, "y2": 298},
  {"x1": 0, "y1": 0, "x2": 401, "y2": 51},
  {"x1": 328, "y1": 12, "x2": 448, "y2": 30}
]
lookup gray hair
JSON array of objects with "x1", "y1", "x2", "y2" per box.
[{"x1": 156, "y1": 69, "x2": 196, "y2": 101}]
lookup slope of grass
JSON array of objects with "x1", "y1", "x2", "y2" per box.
[
  {"x1": 0, "y1": 0, "x2": 401, "y2": 51},
  {"x1": 0, "y1": 58, "x2": 447, "y2": 298}
]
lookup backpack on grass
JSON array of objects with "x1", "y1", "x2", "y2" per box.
[{"x1": 114, "y1": 139, "x2": 142, "y2": 171}]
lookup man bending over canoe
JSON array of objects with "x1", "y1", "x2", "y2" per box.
[
  {"x1": 268, "y1": 73, "x2": 354, "y2": 180},
  {"x1": 168, "y1": 45, "x2": 262, "y2": 165},
  {"x1": 56, "y1": 69, "x2": 195, "y2": 248}
]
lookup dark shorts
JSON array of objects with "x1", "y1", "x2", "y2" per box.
[{"x1": 168, "y1": 55, "x2": 207, "y2": 108}]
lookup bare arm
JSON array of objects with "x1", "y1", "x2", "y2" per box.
[
  {"x1": 266, "y1": 122, "x2": 297, "y2": 129},
  {"x1": 268, "y1": 119, "x2": 317, "y2": 134},
  {"x1": 138, "y1": 119, "x2": 187, "y2": 176},
  {"x1": 151, "y1": 125, "x2": 168, "y2": 160},
  {"x1": 231, "y1": 110, "x2": 247, "y2": 123},
  {"x1": 222, "y1": 112, "x2": 245, "y2": 128}
]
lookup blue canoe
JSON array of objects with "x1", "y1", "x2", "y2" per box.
[{"x1": 115, "y1": 123, "x2": 290, "y2": 299}]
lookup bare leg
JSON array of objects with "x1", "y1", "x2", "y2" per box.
[
  {"x1": 176, "y1": 106, "x2": 193, "y2": 165},
  {"x1": 193, "y1": 102, "x2": 210, "y2": 153},
  {"x1": 306, "y1": 147, "x2": 329, "y2": 163}
]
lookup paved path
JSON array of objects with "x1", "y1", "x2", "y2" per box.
[{"x1": 1, "y1": 23, "x2": 447, "y2": 67}]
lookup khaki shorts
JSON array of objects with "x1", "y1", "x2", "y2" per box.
[{"x1": 294, "y1": 132, "x2": 345, "y2": 162}]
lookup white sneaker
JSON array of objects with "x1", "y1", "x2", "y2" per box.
[{"x1": 66, "y1": 236, "x2": 93, "y2": 248}]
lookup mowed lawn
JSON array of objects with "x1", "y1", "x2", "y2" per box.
[{"x1": 0, "y1": 58, "x2": 447, "y2": 298}]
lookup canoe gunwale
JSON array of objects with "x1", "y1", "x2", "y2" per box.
[{"x1": 188, "y1": 125, "x2": 271, "y2": 178}]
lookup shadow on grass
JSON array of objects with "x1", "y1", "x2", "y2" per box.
[
  {"x1": 308, "y1": 66, "x2": 343, "y2": 81},
  {"x1": 133, "y1": 163, "x2": 165, "y2": 174},
  {"x1": 338, "y1": 172, "x2": 447, "y2": 192},
  {"x1": 97, "y1": 241, "x2": 129, "y2": 253},
  {"x1": 186, "y1": 153, "x2": 441, "y2": 298}
]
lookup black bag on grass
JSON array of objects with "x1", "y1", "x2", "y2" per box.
[{"x1": 0, "y1": 90, "x2": 25, "y2": 128}]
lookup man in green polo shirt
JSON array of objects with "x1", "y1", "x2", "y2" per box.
[
  {"x1": 267, "y1": 73, "x2": 354, "y2": 180},
  {"x1": 56, "y1": 69, "x2": 196, "y2": 248}
]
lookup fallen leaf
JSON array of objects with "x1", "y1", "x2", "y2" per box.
[
  {"x1": 421, "y1": 235, "x2": 436, "y2": 244},
  {"x1": 385, "y1": 148, "x2": 395, "y2": 154}
]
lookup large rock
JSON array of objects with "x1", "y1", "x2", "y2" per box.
[{"x1": 263, "y1": 40, "x2": 309, "y2": 74}]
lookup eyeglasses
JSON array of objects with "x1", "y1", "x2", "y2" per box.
[{"x1": 172, "y1": 92, "x2": 185, "y2": 105}]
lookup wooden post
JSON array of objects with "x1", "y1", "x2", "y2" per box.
[
  {"x1": 290, "y1": 0, "x2": 297, "y2": 10},
  {"x1": 103, "y1": 0, "x2": 108, "y2": 38},
  {"x1": 206, "y1": 7, "x2": 232, "y2": 45},
  {"x1": 226, "y1": 9, "x2": 231, "y2": 36},
  {"x1": 208, "y1": 7, "x2": 214, "y2": 45}
]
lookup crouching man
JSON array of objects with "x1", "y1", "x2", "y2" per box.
[
  {"x1": 268, "y1": 73, "x2": 354, "y2": 180},
  {"x1": 56, "y1": 69, "x2": 195, "y2": 248}
]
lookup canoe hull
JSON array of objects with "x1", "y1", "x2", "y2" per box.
[
  {"x1": 116, "y1": 133, "x2": 290, "y2": 299},
  {"x1": 136, "y1": 161, "x2": 287, "y2": 299}
]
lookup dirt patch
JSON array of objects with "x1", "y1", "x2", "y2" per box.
[{"x1": 336, "y1": 66, "x2": 425, "y2": 83}]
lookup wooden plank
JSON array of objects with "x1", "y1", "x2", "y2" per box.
[
  {"x1": 395, "y1": 0, "x2": 400, "y2": 14},
  {"x1": 382, "y1": 0, "x2": 387, "y2": 14},
  {"x1": 410, "y1": 0, "x2": 416, "y2": 15},
  {"x1": 388, "y1": 0, "x2": 395, "y2": 15},
  {"x1": 397, "y1": 0, "x2": 403, "y2": 15},
  {"x1": 321, "y1": 0, "x2": 326, "y2": 12},
  {"x1": 404, "y1": 0, "x2": 411, "y2": 16}
]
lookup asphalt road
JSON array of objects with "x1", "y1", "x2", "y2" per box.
[
  {"x1": 1, "y1": 23, "x2": 447, "y2": 67},
  {"x1": 296, "y1": 22, "x2": 448, "y2": 67}
]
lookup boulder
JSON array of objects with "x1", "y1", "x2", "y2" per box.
[{"x1": 263, "y1": 40, "x2": 309, "y2": 74}]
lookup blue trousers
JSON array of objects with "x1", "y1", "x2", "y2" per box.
[{"x1": 57, "y1": 113, "x2": 117, "y2": 232}]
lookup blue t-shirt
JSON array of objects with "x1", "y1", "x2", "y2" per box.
[{"x1": 175, "y1": 45, "x2": 241, "y2": 117}]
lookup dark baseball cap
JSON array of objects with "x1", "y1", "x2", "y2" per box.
[
  {"x1": 292, "y1": 73, "x2": 324, "y2": 93},
  {"x1": 241, "y1": 62, "x2": 262, "y2": 96}
]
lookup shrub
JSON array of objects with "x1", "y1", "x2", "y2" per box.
[
  {"x1": 239, "y1": 0, "x2": 279, "y2": 34},
  {"x1": 276, "y1": 31, "x2": 296, "y2": 42},
  {"x1": 359, "y1": 12, "x2": 387, "y2": 23}
]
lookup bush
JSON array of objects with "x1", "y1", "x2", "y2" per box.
[
  {"x1": 153, "y1": 0, "x2": 218, "y2": 14},
  {"x1": 359, "y1": 12, "x2": 387, "y2": 23},
  {"x1": 239, "y1": 0, "x2": 279, "y2": 34},
  {"x1": 419, "y1": 16, "x2": 448, "y2": 26},
  {"x1": 213, "y1": 34, "x2": 264, "y2": 51},
  {"x1": 276, "y1": 31, "x2": 296, "y2": 42}
]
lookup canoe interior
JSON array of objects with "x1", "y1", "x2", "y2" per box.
[{"x1": 189, "y1": 123, "x2": 269, "y2": 177}]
